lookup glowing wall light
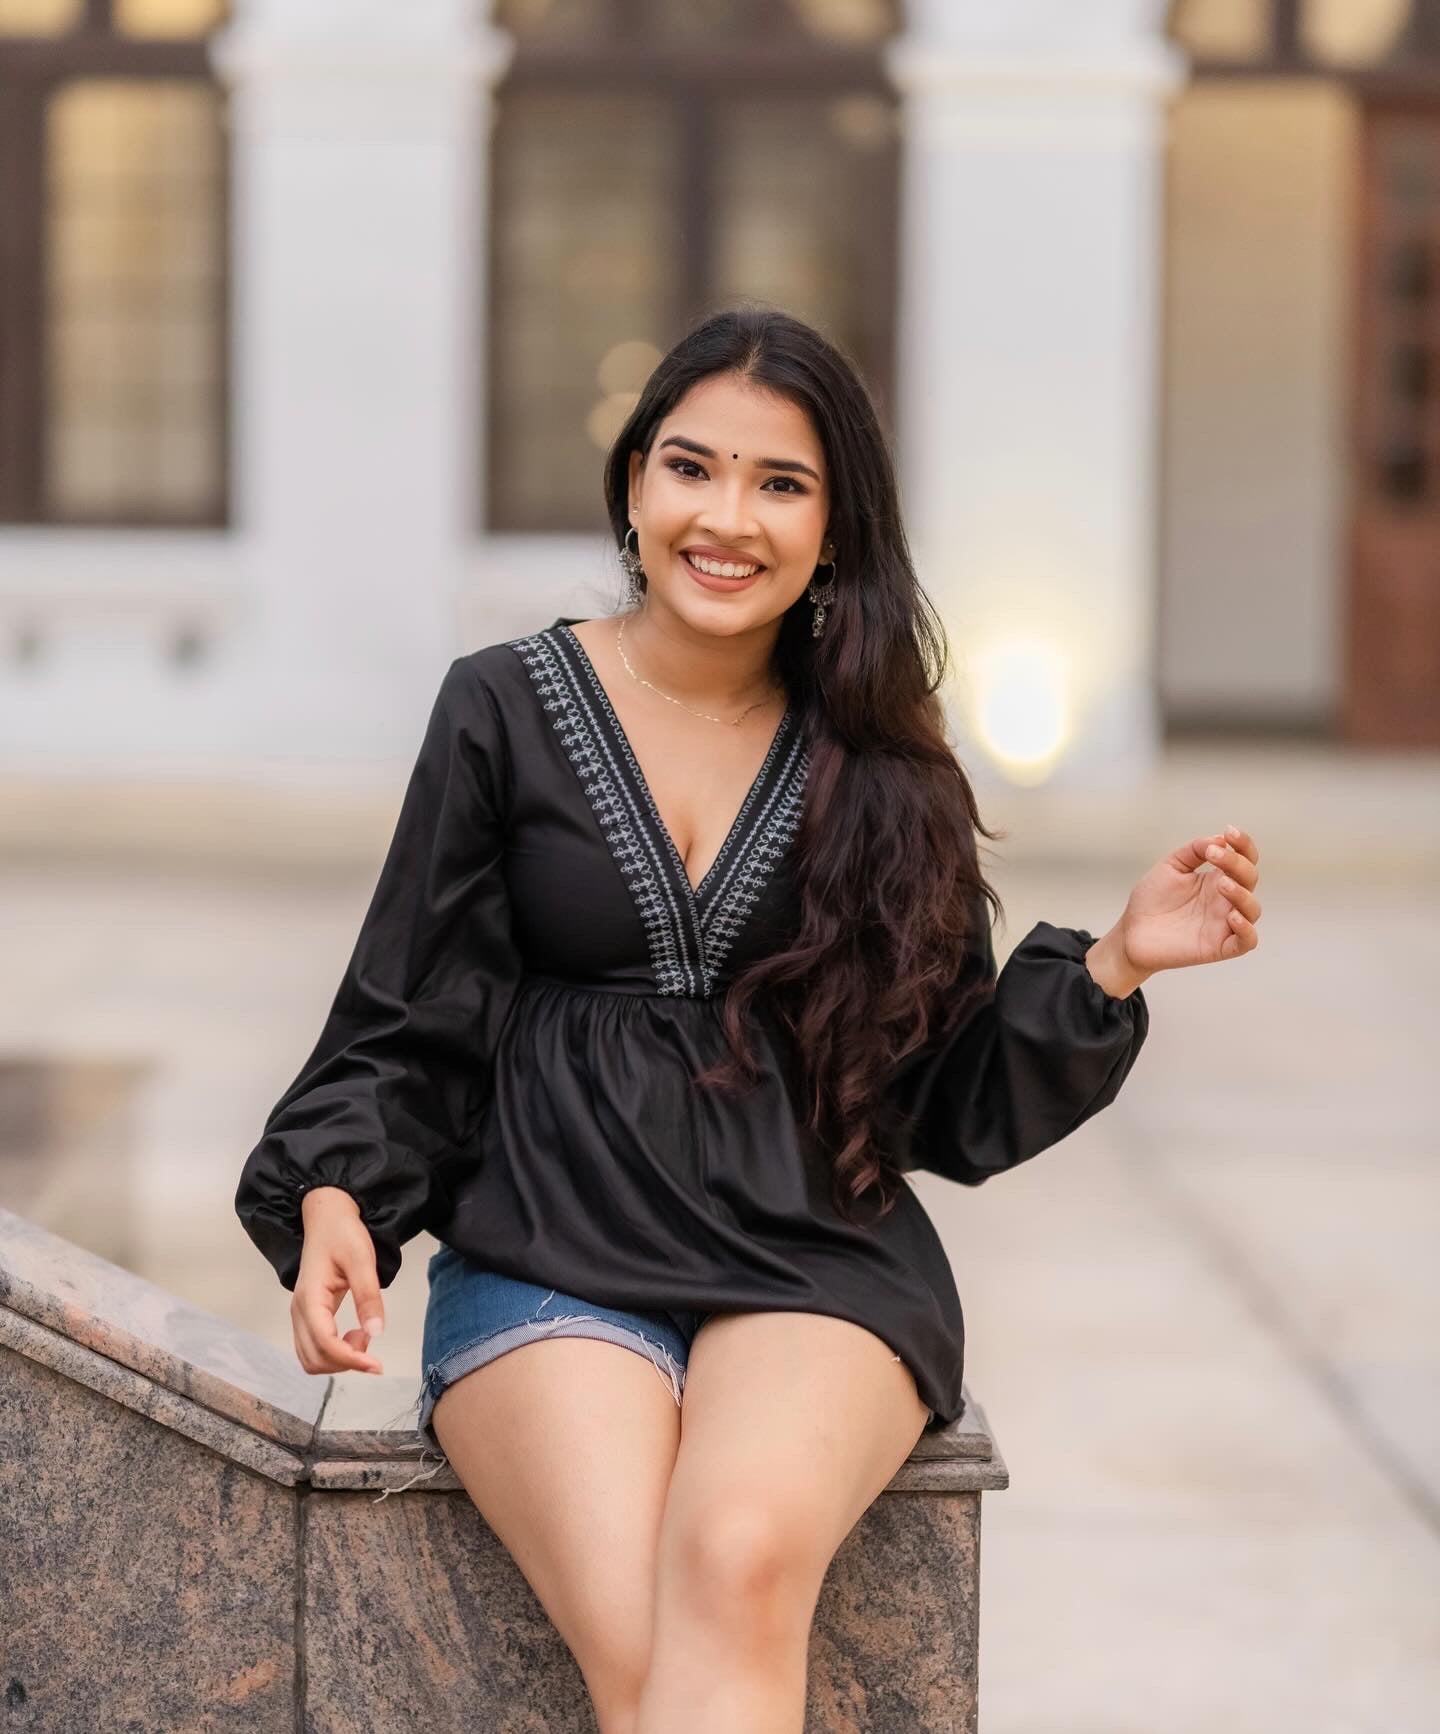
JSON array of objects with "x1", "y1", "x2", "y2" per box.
[{"x1": 968, "y1": 636, "x2": 1073, "y2": 785}]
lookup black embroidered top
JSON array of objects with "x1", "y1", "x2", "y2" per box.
[{"x1": 234, "y1": 618, "x2": 1151, "y2": 1428}]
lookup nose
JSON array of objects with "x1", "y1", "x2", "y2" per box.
[{"x1": 698, "y1": 477, "x2": 763, "y2": 547}]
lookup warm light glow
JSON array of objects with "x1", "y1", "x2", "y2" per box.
[
  {"x1": 596, "y1": 340, "x2": 661, "y2": 396},
  {"x1": 114, "y1": 0, "x2": 225, "y2": 37},
  {"x1": 1170, "y1": 0, "x2": 1272, "y2": 61},
  {"x1": 969, "y1": 638, "x2": 1073, "y2": 785},
  {"x1": 1300, "y1": 0, "x2": 1410, "y2": 66},
  {"x1": 0, "y1": 0, "x2": 81, "y2": 34},
  {"x1": 586, "y1": 391, "x2": 640, "y2": 452},
  {"x1": 787, "y1": 0, "x2": 891, "y2": 46}
]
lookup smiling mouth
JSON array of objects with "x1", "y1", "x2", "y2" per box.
[{"x1": 681, "y1": 551, "x2": 766, "y2": 580}]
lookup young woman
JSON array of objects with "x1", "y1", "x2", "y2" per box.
[{"x1": 236, "y1": 306, "x2": 1262, "y2": 1734}]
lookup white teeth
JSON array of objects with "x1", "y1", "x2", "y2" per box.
[{"x1": 686, "y1": 553, "x2": 761, "y2": 579}]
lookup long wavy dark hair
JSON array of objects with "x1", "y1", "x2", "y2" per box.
[{"x1": 601, "y1": 304, "x2": 1005, "y2": 1225}]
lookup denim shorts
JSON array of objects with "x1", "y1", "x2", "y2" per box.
[{"x1": 415, "y1": 1245, "x2": 711, "y2": 1454}]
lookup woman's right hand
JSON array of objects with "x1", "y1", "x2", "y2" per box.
[{"x1": 291, "y1": 1187, "x2": 386, "y2": 1375}]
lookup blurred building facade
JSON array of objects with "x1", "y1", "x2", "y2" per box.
[{"x1": 0, "y1": 0, "x2": 1435, "y2": 800}]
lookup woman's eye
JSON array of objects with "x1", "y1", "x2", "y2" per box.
[{"x1": 664, "y1": 457, "x2": 806, "y2": 495}]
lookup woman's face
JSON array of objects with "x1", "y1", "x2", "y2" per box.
[{"x1": 626, "y1": 372, "x2": 834, "y2": 638}]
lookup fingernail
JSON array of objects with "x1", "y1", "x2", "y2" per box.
[
  {"x1": 1207, "y1": 844, "x2": 1224, "y2": 859},
  {"x1": 1225, "y1": 826, "x2": 1239, "y2": 838},
  {"x1": 363, "y1": 1319, "x2": 383, "y2": 1340}
]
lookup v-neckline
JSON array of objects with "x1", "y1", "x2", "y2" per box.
[{"x1": 556, "y1": 619, "x2": 794, "y2": 905}]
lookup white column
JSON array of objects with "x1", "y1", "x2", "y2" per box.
[
  {"x1": 886, "y1": 1, "x2": 1184, "y2": 791},
  {"x1": 212, "y1": 0, "x2": 513, "y2": 761}
]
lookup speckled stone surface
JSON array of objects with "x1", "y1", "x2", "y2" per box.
[
  {"x1": 0, "y1": 1305, "x2": 308, "y2": 1486},
  {"x1": 299, "y1": 1487, "x2": 982, "y2": 1732},
  {"x1": 912, "y1": 1396, "x2": 1003, "y2": 1461},
  {"x1": 0, "y1": 1205, "x2": 327, "y2": 1448},
  {"x1": 807, "y1": 1494, "x2": 981, "y2": 1733},
  {"x1": 304, "y1": 1490, "x2": 600, "y2": 1733},
  {"x1": 307, "y1": 1449, "x2": 1007, "y2": 1497},
  {"x1": 1, "y1": 1207, "x2": 1003, "y2": 1731},
  {"x1": 0, "y1": 1341, "x2": 297, "y2": 1732},
  {"x1": 315, "y1": 1369, "x2": 432, "y2": 1459},
  {"x1": 887, "y1": 1455, "x2": 1008, "y2": 1494}
]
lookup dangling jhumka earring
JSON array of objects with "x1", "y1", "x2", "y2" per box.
[
  {"x1": 619, "y1": 524, "x2": 645, "y2": 606},
  {"x1": 808, "y1": 546, "x2": 838, "y2": 637}
]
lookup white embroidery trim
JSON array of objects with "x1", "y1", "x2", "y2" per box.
[{"x1": 510, "y1": 626, "x2": 808, "y2": 998}]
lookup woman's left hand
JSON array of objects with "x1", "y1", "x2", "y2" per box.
[{"x1": 1107, "y1": 824, "x2": 1263, "y2": 983}]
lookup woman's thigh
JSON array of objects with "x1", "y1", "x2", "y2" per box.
[
  {"x1": 423, "y1": 1257, "x2": 691, "y2": 1704},
  {"x1": 654, "y1": 1310, "x2": 931, "y2": 1618},
  {"x1": 432, "y1": 1339, "x2": 682, "y2": 1676}
]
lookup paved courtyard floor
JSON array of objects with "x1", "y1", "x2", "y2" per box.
[{"x1": 1, "y1": 738, "x2": 1435, "y2": 1732}]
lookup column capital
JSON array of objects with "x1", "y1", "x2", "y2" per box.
[{"x1": 210, "y1": 12, "x2": 514, "y2": 96}]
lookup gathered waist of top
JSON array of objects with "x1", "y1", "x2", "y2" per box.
[{"x1": 519, "y1": 970, "x2": 703, "y2": 1001}]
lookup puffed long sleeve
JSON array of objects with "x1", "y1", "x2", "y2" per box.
[
  {"x1": 234, "y1": 657, "x2": 523, "y2": 1290},
  {"x1": 885, "y1": 918, "x2": 1150, "y2": 1186}
]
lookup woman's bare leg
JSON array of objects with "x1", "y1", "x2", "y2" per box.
[
  {"x1": 432, "y1": 1335, "x2": 683, "y2": 1734},
  {"x1": 635, "y1": 1312, "x2": 930, "y2": 1734}
]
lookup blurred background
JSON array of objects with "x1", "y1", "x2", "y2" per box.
[{"x1": 0, "y1": 0, "x2": 1436, "y2": 1728}]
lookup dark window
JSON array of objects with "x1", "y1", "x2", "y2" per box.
[
  {"x1": 0, "y1": 0, "x2": 229, "y2": 526},
  {"x1": 486, "y1": 0, "x2": 902, "y2": 532}
]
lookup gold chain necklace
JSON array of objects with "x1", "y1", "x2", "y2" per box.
[{"x1": 615, "y1": 613, "x2": 782, "y2": 727}]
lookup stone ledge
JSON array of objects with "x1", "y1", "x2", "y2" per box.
[
  {"x1": 0, "y1": 1207, "x2": 1010, "y2": 1495},
  {"x1": 0, "y1": 1306, "x2": 308, "y2": 1488},
  {"x1": 0, "y1": 1205, "x2": 327, "y2": 1449}
]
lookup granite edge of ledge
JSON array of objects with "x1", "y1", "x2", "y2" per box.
[
  {"x1": 0, "y1": 1206, "x2": 330, "y2": 1450},
  {"x1": 0, "y1": 1305, "x2": 309, "y2": 1487},
  {"x1": 3, "y1": 1296, "x2": 1010, "y2": 1495},
  {"x1": 0, "y1": 1202, "x2": 1007, "y2": 1493},
  {"x1": 308, "y1": 1453, "x2": 1010, "y2": 1495}
]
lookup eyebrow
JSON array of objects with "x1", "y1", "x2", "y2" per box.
[{"x1": 657, "y1": 434, "x2": 822, "y2": 484}]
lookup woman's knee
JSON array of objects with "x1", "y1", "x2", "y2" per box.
[{"x1": 657, "y1": 1498, "x2": 824, "y2": 1630}]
